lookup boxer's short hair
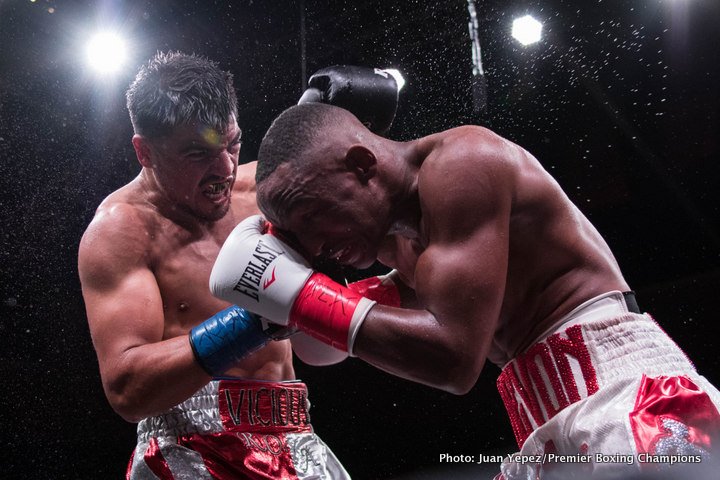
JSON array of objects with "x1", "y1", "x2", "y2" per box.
[
  {"x1": 256, "y1": 103, "x2": 338, "y2": 184},
  {"x1": 126, "y1": 51, "x2": 238, "y2": 139}
]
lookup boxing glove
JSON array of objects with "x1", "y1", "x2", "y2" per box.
[
  {"x1": 298, "y1": 65, "x2": 399, "y2": 135},
  {"x1": 347, "y1": 270, "x2": 401, "y2": 308},
  {"x1": 291, "y1": 332, "x2": 349, "y2": 366},
  {"x1": 189, "y1": 305, "x2": 291, "y2": 376},
  {"x1": 210, "y1": 215, "x2": 376, "y2": 355},
  {"x1": 289, "y1": 271, "x2": 401, "y2": 365}
]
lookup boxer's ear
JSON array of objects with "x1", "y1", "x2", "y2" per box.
[
  {"x1": 345, "y1": 145, "x2": 377, "y2": 184},
  {"x1": 132, "y1": 135, "x2": 154, "y2": 168}
]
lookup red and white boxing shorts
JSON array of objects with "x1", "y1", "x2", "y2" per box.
[
  {"x1": 126, "y1": 379, "x2": 350, "y2": 480},
  {"x1": 496, "y1": 291, "x2": 720, "y2": 479}
]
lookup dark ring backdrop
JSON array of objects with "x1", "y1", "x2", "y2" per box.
[{"x1": 1, "y1": 1, "x2": 719, "y2": 478}]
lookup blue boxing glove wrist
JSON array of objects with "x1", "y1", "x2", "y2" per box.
[{"x1": 189, "y1": 305, "x2": 271, "y2": 376}]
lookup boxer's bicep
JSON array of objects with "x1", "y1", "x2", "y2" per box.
[
  {"x1": 413, "y1": 138, "x2": 514, "y2": 369},
  {"x1": 356, "y1": 182, "x2": 511, "y2": 393},
  {"x1": 359, "y1": 233, "x2": 507, "y2": 394},
  {"x1": 80, "y1": 222, "x2": 211, "y2": 420},
  {"x1": 79, "y1": 220, "x2": 165, "y2": 379},
  {"x1": 414, "y1": 215, "x2": 509, "y2": 367},
  {"x1": 83, "y1": 263, "x2": 165, "y2": 363}
]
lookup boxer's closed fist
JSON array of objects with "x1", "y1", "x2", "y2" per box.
[
  {"x1": 210, "y1": 215, "x2": 376, "y2": 353},
  {"x1": 298, "y1": 65, "x2": 399, "y2": 135}
]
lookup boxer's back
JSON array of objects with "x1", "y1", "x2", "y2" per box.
[
  {"x1": 84, "y1": 162, "x2": 293, "y2": 380},
  {"x1": 413, "y1": 126, "x2": 629, "y2": 364},
  {"x1": 495, "y1": 132, "x2": 628, "y2": 362}
]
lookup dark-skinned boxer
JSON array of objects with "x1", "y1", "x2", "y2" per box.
[
  {"x1": 210, "y1": 103, "x2": 720, "y2": 479},
  {"x1": 78, "y1": 53, "x2": 399, "y2": 479}
]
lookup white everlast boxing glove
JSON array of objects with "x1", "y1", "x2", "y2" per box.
[
  {"x1": 291, "y1": 332, "x2": 349, "y2": 366},
  {"x1": 210, "y1": 215, "x2": 377, "y2": 355}
]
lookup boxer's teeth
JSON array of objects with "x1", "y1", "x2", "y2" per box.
[
  {"x1": 205, "y1": 181, "x2": 228, "y2": 194},
  {"x1": 332, "y1": 245, "x2": 350, "y2": 261}
]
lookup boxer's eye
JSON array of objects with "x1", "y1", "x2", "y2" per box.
[
  {"x1": 228, "y1": 140, "x2": 241, "y2": 155},
  {"x1": 186, "y1": 149, "x2": 208, "y2": 160}
]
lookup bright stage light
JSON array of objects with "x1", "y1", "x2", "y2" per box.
[
  {"x1": 512, "y1": 15, "x2": 543, "y2": 46},
  {"x1": 383, "y1": 68, "x2": 406, "y2": 91},
  {"x1": 86, "y1": 32, "x2": 127, "y2": 74}
]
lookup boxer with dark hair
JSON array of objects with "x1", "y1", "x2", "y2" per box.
[
  {"x1": 212, "y1": 102, "x2": 720, "y2": 479},
  {"x1": 79, "y1": 53, "x2": 398, "y2": 479}
]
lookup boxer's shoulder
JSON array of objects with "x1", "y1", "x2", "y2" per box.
[
  {"x1": 92, "y1": 191, "x2": 157, "y2": 241},
  {"x1": 418, "y1": 128, "x2": 516, "y2": 187},
  {"x1": 419, "y1": 128, "x2": 516, "y2": 204},
  {"x1": 233, "y1": 161, "x2": 258, "y2": 194},
  {"x1": 80, "y1": 185, "x2": 157, "y2": 276},
  {"x1": 433, "y1": 126, "x2": 521, "y2": 165},
  {"x1": 414, "y1": 127, "x2": 517, "y2": 243},
  {"x1": 230, "y1": 161, "x2": 261, "y2": 218}
]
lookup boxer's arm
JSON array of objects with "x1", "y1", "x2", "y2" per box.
[
  {"x1": 353, "y1": 133, "x2": 513, "y2": 394},
  {"x1": 79, "y1": 207, "x2": 210, "y2": 422}
]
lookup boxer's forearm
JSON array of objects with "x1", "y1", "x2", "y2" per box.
[
  {"x1": 352, "y1": 305, "x2": 484, "y2": 395},
  {"x1": 102, "y1": 336, "x2": 210, "y2": 422}
]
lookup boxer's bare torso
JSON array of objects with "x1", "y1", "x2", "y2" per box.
[
  {"x1": 120, "y1": 162, "x2": 291, "y2": 375},
  {"x1": 258, "y1": 111, "x2": 629, "y2": 394},
  {"x1": 80, "y1": 160, "x2": 293, "y2": 421},
  {"x1": 375, "y1": 126, "x2": 628, "y2": 366}
]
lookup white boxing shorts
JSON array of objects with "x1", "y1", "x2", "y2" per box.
[
  {"x1": 495, "y1": 291, "x2": 720, "y2": 479},
  {"x1": 126, "y1": 379, "x2": 350, "y2": 480}
]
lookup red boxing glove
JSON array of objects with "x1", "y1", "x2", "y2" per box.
[
  {"x1": 289, "y1": 273, "x2": 375, "y2": 352},
  {"x1": 347, "y1": 272, "x2": 401, "y2": 308},
  {"x1": 211, "y1": 215, "x2": 376, "y2": 354}
]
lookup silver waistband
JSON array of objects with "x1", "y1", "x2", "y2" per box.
[{"x1": 137, "y1": 382, "x2": 222, "y2": 443}]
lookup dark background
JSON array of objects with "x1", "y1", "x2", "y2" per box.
[{"x1": 1, "y1": 0, "x2": 719, "y2": 478}]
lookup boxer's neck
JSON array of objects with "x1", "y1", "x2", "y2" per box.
[{"x1": 384, "y1": 139, "x2": 426, "y2": 238}]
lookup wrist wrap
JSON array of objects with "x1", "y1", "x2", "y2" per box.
[{"x1": 189, "y1": 305, "x2": 270, "y2": 376}]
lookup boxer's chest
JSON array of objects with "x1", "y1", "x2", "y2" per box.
[{"x1": 150, "y1": 228, "x2": 233, "y2": 336}]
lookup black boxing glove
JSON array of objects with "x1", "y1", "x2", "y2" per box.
[{"x1": 298, "y1": 65, "x2": 399, "y2": 135}]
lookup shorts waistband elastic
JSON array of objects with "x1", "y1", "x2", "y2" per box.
[
  {"x1": 533, "y1": 291, "x2": 639, "y2": 344},
  {"x1": 137, "y1": 379, "x2": 312, "y2": 442}
]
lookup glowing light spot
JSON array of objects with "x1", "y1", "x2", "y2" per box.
[
  {"x1": 200, "y1": 126, "x2": 221, "y2": 147},
  {"x1": 512, "y1": 15, "x2": 543, "y2": 46},
  {"x1": 383, "y1": 68, "x2": 406, "y2": 91},
  {"x1": 86, "y1": 32, "x2": 127, "y2": 74}
]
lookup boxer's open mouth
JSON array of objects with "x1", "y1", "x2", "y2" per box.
[
  {"x1": 203, "y1": 180, "x2": 231, "y2": 197},
  {"x1": 331, "y1": 245, "x2": 350, "y2": 261},
  {"x1": 330, "y1": 243, "x2": 357, "y2": 265}
]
